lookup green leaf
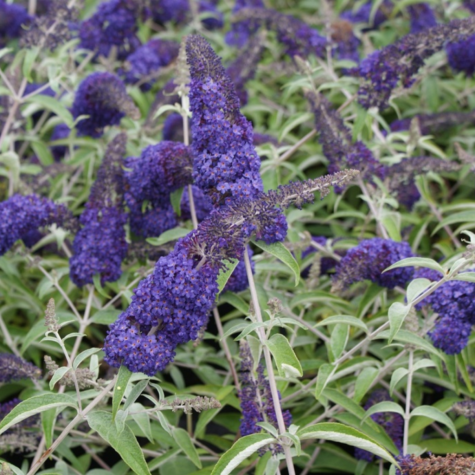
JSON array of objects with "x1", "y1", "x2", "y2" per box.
[
  {"x1": 0, "y1": 394, "x2": 77, "y2": 434},
  {"x1": 354, "y1": 368, "x2": 379, "y2": 403},
  {"x1": 432, "y1": 210, "x2": 475, "y2": 235},
  {"x1": 406, "y1": 278, "x2": 433, "y2": 303},
  {"x1": 381, "y1": 212, "x2": 401, "y2": 242},
  {"x1": 195, "y1": 407, "x2": 222, "y2": 439},
  {"x1": 216, "y1": 259, "x2": 240, "y2": 296},
  {"x1": 421, "y1": 439, "x2": 475, "y2": 454},
  {"x1": 23, "y1": 47, "x2": 39, "y2": 81},
  {"x1": 122, "y1": 380, "x2": 149, "y2": 412},
  {"x1": 390, "y1": 368, "x2": 409, "y2": 395},
  {"x1": 172, "y1": 428, "x2": 202, "y2": 469},
  {"x1": 148, "y1": 448, "x2": 181, "y2": 470},
  {"x1": 146, "y1": 227, "x2": 190, "y2": 246},
  {"x1": 49, "y1": 367, "x2": 70, "y2": 390},
  {"x1": 113, "y1": 366, "x2": 132, "y2": 420},
  {"x1": 73, "y1": 348, "x2": 103, "y2": 369},
  {"x1": 252, "y1": 240, "x2": 300, "y2": 286},
  {"x1": 315, "y1": 363, "x2": 335, "y2": 400},
  {"x1": 410, "y1": 406, "x2": 458, "y2": 441},
  {"x1": 210, "y1": 433, "x2": 275, "y2": 475},
  {"x1": 265, "y1": 334, "x2": 302, "y2": 378},
  {"x1": 130, "y1": 403, "x2": 153, "y2": 443},
  {"x1": 316, "y1": 315, "x2": 368, "y2": 333},
  {"x1": 88, "y1": 411, "x2": 151, "y2": 475},
  {"x1": 330, "y1": 323, "x2": 349, "y2": 360},
  {"x1": 93, "y1": 274, "x2": 110, "y2": 298},
  {"x1": 41, "y1": 408, "x2": 57, "y2": 448},
  {"x1": 298, "y1": 423, "x2": 397, "y2": 463},
  {"x1": 91, "y1": 309, "x2": 121, "y2": 325},
  {"x1": 23, "y1": 94, "x2": 74, "y2": 128},
  {"x1": 383, "y1": 257, "x2": 444, "y2": 274},
  {"x1": 388, "y1": 302, "x2": 411, "y2": 343},
  {"x1": 170, "y1": 188, "x2": 184, "y2": 217},
  {"x1": 363, "y1": 402, "x2": 405, "y2": 423}
]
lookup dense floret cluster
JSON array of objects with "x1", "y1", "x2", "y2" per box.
[
  {"x1": 225, "y1": 0, "x2": 264, "y2": 47},
  {"x1": 341, "y1": 1, "x2": 392, "y2": 29},
  {"x1": 0, "y1": 1, "x2": 31, "y2": 46},
  {"x1": 333, "y1": 238, "x2": 414, "y2": 290},
  {"x1": 70, "y1": 134, "x2": 128, "y2": 286},
  {"x1": 125, "y1": 141, "x2": 193, "y2": 237},
  {"x1": 0, "y1": 354, "x2": 41, "y2": 382},
  {"x1": 72, "y1": 72, "x2": 140, "y2": 138},
  {"x1": 447, "y1": 35, "x2": 475, "y2": 77},
  {"x1": 0, "y1": 194, "x2": 71, "y2": 256},
  {"x1": 408, "y1": 4, "x2": 437, "y2": 34}
]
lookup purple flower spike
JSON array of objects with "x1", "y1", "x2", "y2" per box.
[
  {"x1": 72, "y1": 72, "x2": 140, "y2": 138},
  {"x1": 0, "y1": 194, "x2": 72, "y2": 256},
  {"x1": 408, "y1": 3, "x2": 437, "y2": 34},
  {"x1": 225, "y1": 0, "x2": 265, "y2": 47},
  {"x1": 186, "y1": 34, "x2": 264, "y2": 207},
  {"x1": 341, "y1": 1, "x2": 393, "y2": 30},
  {"x1": 333, "y1": 238, "x2": 414, "y2": 290},
  {"x1": 0, "y1": 1, "x2": 31, "y2": 46},
  {"x1": 447, "y1": 35, "x2": 475, "y2": 76},
  {"x1": 125, "y1": 141, "x2": 193, "y2": 238},
  {"x1": 70, "y1": 134, "x2": 128, "y2": 287},
  {"x1": 0, "y1": 353, "x2": 41, "y2": 382},
  {"x1": 79, "y1": 0, "x2": 142, "y2": 60}
]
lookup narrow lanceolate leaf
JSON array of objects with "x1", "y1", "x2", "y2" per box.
[
  {"x1": 316, "y1": 315, "x2": 368, "y2": 333},
  {"x1": 252, "y1": 240, "x2": 300, "y2": 286},
  {"x1": 406, "y1": 278, "x2": 433, "y2": 303},
  {"x1": 410, "y1": 406, "x2": 458, "y2": 441},
  {"x1": 330, "y1": 323, "x2": 349, "y2": 359},
  {"x1": 0, "y1": 394, "x2": 77, "y2": 435},
  {"x1": 362, "y1": 402, "x2": 405, "y2": 423},
  {"x1": 112, "y1": 365, "x2": 132, "y2": 420},
  {"x1": 23, "y1": 94, "x2": 74, "y2": 128},
  {"x1": 146, "y1": 226, "x2": 190, "y2": 246},
  {"x1": 388, "y1": 302, "x2": 411, "y2": 343},
  {"x1": 354, "y1": 368, "x2": 379, "y2": 403},
  {"x1": 210, "y1": 433, "x2": 276, "y2": 475},
  {"x1": 383, "y1": 257, "x2": 444, "y2": 274},
  {"x1": 390, "y1": 368, "x2": 409, "y2": 395},
  {"x1": 297, "y1": 423, "x2": 398, "y2": 464},
  {"x1": 265, "y1": 334, "x2": 303, "y2": 378},
  {"x1": 315, "y1": 363, "x2": 335, "y2": 400},
  {"x1": 88, "y1": 411, "x2": 151, "y2": 475},
  {"x1": 216, "y1": 259, "x2": 240, "y2": 296},
  {"x1": 172, "y1": 428, "x2": 202, "y2": 469}
]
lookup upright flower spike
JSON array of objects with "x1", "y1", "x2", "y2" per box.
[
  {"x1": 238, "y1": 341, "x2": 292, "y2": 438},
  {"x1": 186, "y1": 34, "x2": 264, "y2": 206},
  {"x1": 123, "y1": 39, "x2": 180, "y2": 91},
  {"x1": 231, "y1": 8, "x2": 327, "y2": 59},
  {"x1": 125, "y1": 141, "x2": 193, "y2": 237},
  {"x1": 72, "y1": 72, "x2": 140, "y2": 138},
  {"x1": 0, "y1": 194, "x2": 72, "y2": 256},
  {"x1": 0, "y1": 354, "x2": 41, "y2": 382},
  {"x1": 358, "y1": 16, "x2": 475, "y2": 110},
  {"x1": 355, "y1": 390, "x2": 403, "y2": 461},
  {"x1": 408, "y1": 3, "x2": 437, "y2": 34},
  {"x1": 78, "y1": 0, "x2": 142, "y2": 60},
  {"x1": 306, "y1": 91, "x2": 385, "y2": 183},
  {"x1": 103, "y1": 170, "x2": 356, "y2": 375},
  {"x1": 0, "y1": 1, "x2": 31, "y2": 46},
  {"x1": 70, "y1": 134, "x2": 128, "y2": 287},
  {"x1": 225, "y1": 0, "x2": 265, "y2": 47},
  {"x1": 332, "y1": 238, "x2": 414, "y2": 291},
  {"x1": 386, "y1": 156, "x2": 460, "y2": 209}
]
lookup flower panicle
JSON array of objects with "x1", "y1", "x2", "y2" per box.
[
  {"x1": 0, "y1": 353, "x2": 41, "y2": 382},
  {"x1": 358, "y1": 16, "x2": 475, "y2": 109},
  {"x1": 44, "y1": 355, "x2": 95, "y2": 389},
  {"x1": 45, "y1": 298, "x2": 60, "y2": 332}
]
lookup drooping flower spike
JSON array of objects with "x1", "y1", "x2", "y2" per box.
[
  {"x1": 357, "y1": 16, "x2": 475, "y2": 109},
  {"x1": 103, "y1": 170, "x2": 357, "y2": 375},
  {"x1": 0, "y1": 354, "x2": 41, "y2": 382},
  {"x1": 70, "y1": 133, "x2": 128, "y2": 287}
]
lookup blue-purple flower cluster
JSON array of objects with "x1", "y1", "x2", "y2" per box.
[
  {"x1": 355, "y1": 389, "x2": 403, "y2": 461},
  {"x1": 186, "y1": 35, "x2": 263, "y2": 206},
  {"x1": 0, "y1": 1, "x2": 31, "y2": 46},
  {"x1": 123, "y1": 39, "x2": 179, "y2": 90},
  {"x1": 415, "y1": 268, "x2": 475, "y2": 354},
  {"x1": 103, "y1": 236, "x2": 220, "y2": 375},
  {"x1": 226, "y1": 0, "x2": 264, "y2": 47},
  {"x1": 306, "y1": 91, "x2": 385, "y2": 183},
  {"x1": 408, "y1": 4, "x2": 437, "y2": 34},
  {"x1": 0, "y1": 354, "x2": 41, "y2": 382},
  {"x1": 72, "y1": 72, "x2": 140, "y2": 138},
  {"x1": 180, "y1": 186, "x2": 213, "y2": 222},
  {"x1": 447, "y1": 35, "x2": 475, "y2": 77},
  {"x1": 333, "y1": 238, "x2": 414, "y2": 290},
  {"x1": 331, "y1": 20, "x2": 360, "y2": 67},
  {"x1": 50, "y1": 124, "x2": 70, "y2": 161},
  {"x1": 70, "y1": 134, "x2": 128, "y2": 287},
  {"x1": 0, "y1": 194, "x2": 71, "y2": 256},
  {"x1": 125, "y1": 141, "x2": 193, "y2": 237},
  {"x1": 238, "y1": 341, "x2": 292, "y2": 438},
  {"x1": 341, "y1": 1, "x2": 392, "y2": 30},
  {"x1": 357, "y1": 17, "x2": 475, "y2": 109},
  {"x1": 79, "y1": 0, "x2": 142, "y2": 60}
]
